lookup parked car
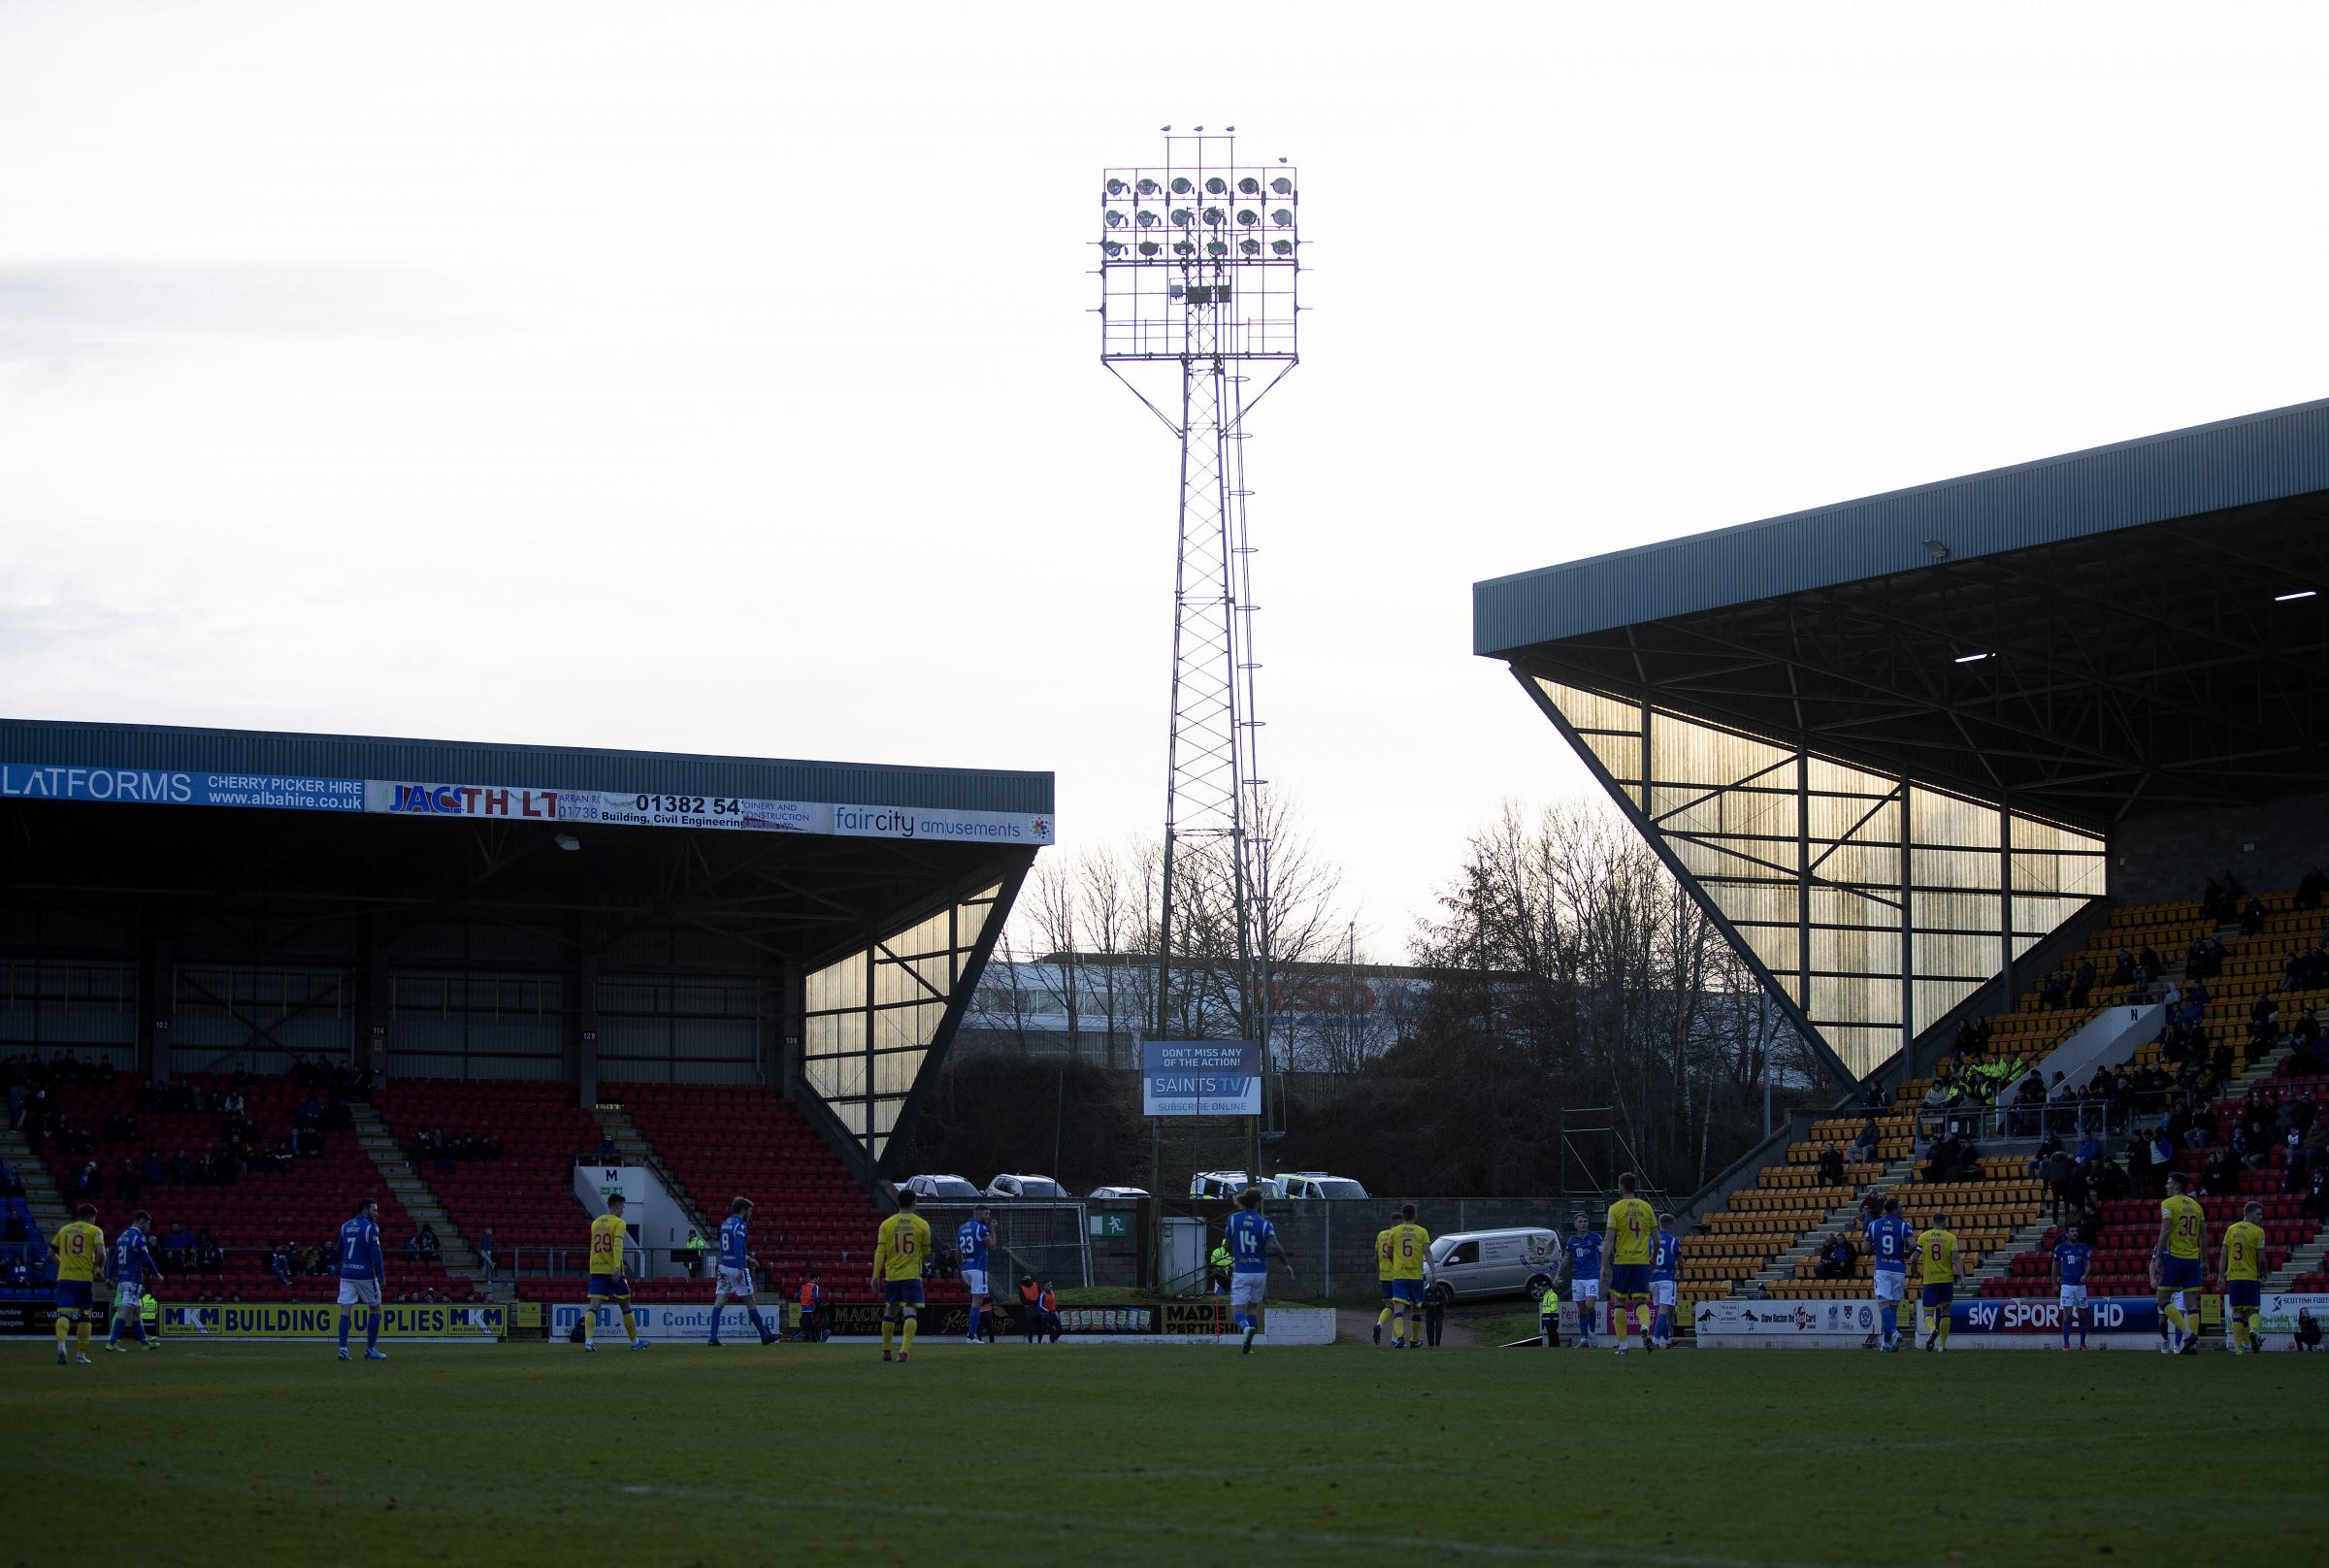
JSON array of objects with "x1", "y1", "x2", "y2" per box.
[
  {"x1": 984, "y1": 1173, "x2": 1070, "y2": 1199},
  {"x1": 1270, "y1": 1171, "x2": 1369, "y2": 1200},
  {"x1": 1086, "y1": 1186, "x2": 1149, "y2": 1200},
  {"x1": 1187, "y1": 1170, "x2": 1252, "y2": 1199},
  {"x1": 902, "y1": 1173, "x2": 980, "y2": 1200},
  {"x1": 1423, "y1": 1227, "x2": 1562, "y2": 1307}
]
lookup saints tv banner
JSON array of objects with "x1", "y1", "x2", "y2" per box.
[
  {"x1": 157, "y1": 1302, "x2": 508, "y2": 1340},
  {"x1": 1141, "y1": 1040, "x2": 1262, "y2": 1117}
]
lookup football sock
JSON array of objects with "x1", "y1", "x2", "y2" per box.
[
  {"x1": 901, "y1": 1315, "x2": 917, "y2": 1350},
  {"x1": 366, "y1": 1309, "x2": 380, "y2": 1351},
  {"x1": 107, "y1": 1314, "x2": 124, "y2": 1348},
  {"x1": 339, "y1": 1310, "x2": 352, "y2": 1349},
  {"x1": 1881, "y1": 1305, "x2": 1896, "y2": 1342},
  {"x1": 747, "y1": 1306, "x2": 768, "y2": 1337},
  {"x1": 2230, "y1": 1315, "x2": 2249, "y2": 1352},
  {"x1": 1615, "y1": 1306, "x2": 1629, "y2": 1344},
  {"x1": 1377, "y1": 1304, "x2": 1394, "y2": 1332},
  {"x1": 967, "y1": 1304, "x2": 979, "y2": 1339},
  {"x1": 619, "y1": 1307, "x2": 638, "y2": 1344},
  {"x1": 1935, "y1": 1318, "x2": 1950, "y2": 1348},
  {"x1": 2060, "y1": 1318, "x2": 2071, "y2": 1348},
  {"x1": 1636, "y1": 1304, "x2": 1654, "y2": 1336},
  {"x1": 582, "y1": 1305, "x2": 596, "y2": 1345},
  {"x1": 77, "y1": 1320, "x2": 91, "y2": 1355},
  {"x1": 55, "y1": 1314, "x2": 70, "y2": 1352},
  {"x1": 881, "y1": 1318, "x2": 895, "y2": 1352}
]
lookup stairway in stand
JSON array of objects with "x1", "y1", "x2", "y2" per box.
[
  {"x1": 350, "y1": 1103, "x2": 489, "y2": 1295},
  {"x1": 592, "y1": 1104, "x2": 714, "y2": 1249},
  {"x1": 1, "y1": 1121, "x2": 72, "y2": 1240}
]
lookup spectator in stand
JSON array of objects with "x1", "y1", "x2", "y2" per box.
[
  {"x1": 2202, "y1": 878, "x2": 2228, "y2": 924},
  {"x1": 193, "y1": 1227, "x2": 221, "y2": 1274},
  {"x1": 1818, "y1": 1143, "x2": 1846, "y2": 1188},
  {"x1": 2306, "y1": 1166, "x2": 2329, "y2": 1225},
  {"x1": 476, "y1": 1226, "x2": 497, "y2": 1283},
  {"x1": 1812, "y1": 1229, "x2": 1858, "y2": 1281},
  {"x1": 2296, "y1": 868, "x2": 2327, "y2": 914},
  {"x1": 2242, "y1": 897, "x2": 2269, "y2": 937},
  {"x1": 2200, "y1": 1145, "x2": 2241, "y2": 1198},
  {"x1": 417, "y1": 1224, "x2": 441, "y2": 1262},
  {"x1": 2070, "y1": 959, "x2": 2096, "y2": 1009},
  {"x1": 270, "y1": 1242, "x2": 294, "y2": 1290},
  {"x1": 403, "y1": 1231, "x2": 424, "y2": 1263},
  {"x1": 2041, "y1": 968, "x2": 2070, "y2": 1010},
  {"x1": 2296, "y1": 1307, "x2": 2323, "y2": 1352},
  {"x1": 1863, "y1": 1081, "x2": 1892, "y2": 1113},
  {"x1": 1852, "y1": 1116, "x2": 1881, "y2": 1166}
]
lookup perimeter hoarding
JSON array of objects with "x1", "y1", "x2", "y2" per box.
[
  {"x1": 1141, "y1": 1040, "x2": 1262, "y2": 1117},
  {"x1": 1, "y1": 761, "x2": 1053, "y2": 844},
  {"x1": 158, "y1": 1302, "x2": 508, "y2": 1340}
]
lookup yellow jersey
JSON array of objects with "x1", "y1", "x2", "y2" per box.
[
  {"x1": 2160, "y1": 1193, "x2": 2206, "y2": 1260},
  {"x1": 51, "y1": 1221, "x2": 104, "y2": 1284},
  {"x1": 1388, "y1": 1222, "x2": 1429, "y2": 1282},
  {"x1": 875, "y1": 1213, "x2": 931, "y2": 1283},
  {"x1": 1917, "y1": 1227, "x2": 1958, "y2": 1285},
  {"x1": 2221, "y1": 1219, "x2": 2266, "y2": 1282},
  {"x1": 1374, "y1": 1228, "x2": 1396, "y2": 1282},
  {"x1": 1605, "y1": 1197, "x2": 1656, "y2": 1266},
  {"x1": 587, "y1": 1214, "x2": 628, "y2": 1279}
]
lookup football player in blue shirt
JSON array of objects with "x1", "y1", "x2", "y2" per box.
[
  {"x1": 336, "y1": 1197, "x2": 387, "y2": 1362},
  {"x1": 1863, "y1": 1196, "x2": 1916, "y2": 1353},
  {"x1": 1225, "y1": 1187, "x2": 1296, "y2": 1355},
  {"x1": 708, "y1": 1197, "x2": 776, "y2": 1347},
  {"x1": 1559, "y1": 1213, "x2": 1603, "y2": 1349},
  {"x1": 956, "y1": 1205, "x2": 995, "y2": 1344},
  {"x1": 1648, "y1": 1212, "x2": 1683, "y2": 1350},
  {"x1": 104, "y1": 1208, "x2": 163, "y2": 1353},
  {"x1": 2052, "y1": 1229, "x2": 2092, "y2": 1350}
]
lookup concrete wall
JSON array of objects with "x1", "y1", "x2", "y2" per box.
[{"x1": 2111, "y1": 792, "x2": 2329, "y2": 904}]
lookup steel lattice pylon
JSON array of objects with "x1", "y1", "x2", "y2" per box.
[{"x1": 1097, "y1": 133, "x2": 1299, "y2": 1075}]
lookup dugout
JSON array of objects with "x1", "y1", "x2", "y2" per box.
[
  {"x1": 0, "y1": 719, "x2": 1052, "y2": 1183},
  {"x1": 1475, "y1": 397, "x2": 2329, "y2": 1090}
]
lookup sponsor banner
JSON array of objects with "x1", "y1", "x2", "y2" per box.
[
  {"x1": 810, "y1": 1302, "x2": 1333, "y2": 1346},
  {"x1": 1142, "y1": 1040, "x2": 1262, "y2": 1117},
  {"x1": 370, "y1": 780, "x2": 1055, "y2": 844},
  {"x1": 1693, "y1": 1299, "x2": 1884, "y2": 1339},
  {"x1": 1952, "y1": 1297, "x2": 2164, "y2": 1334},
  {"x1": 2258, "y1": 1291, "x2": 2329, "y2": 1337},
  {"x1": 158, "y1": 1302, "x2": 507, "y2": 1340},
  {"x1": 549, "y1": 1302, "x2": 778, "y2": 1342},
  {"x1": 2, "y1": 764, "x2": 364, "y2": 813}
]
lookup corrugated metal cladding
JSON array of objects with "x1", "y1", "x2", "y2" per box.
[
  {"x1": 0, "y1": 718, "x2": 1055, "y2": 814},
  {"x1": 1473, "y1": 396, "x2": 2329, "y2": 655}
]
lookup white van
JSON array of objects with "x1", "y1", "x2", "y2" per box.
[
  {"x1": 1423, "y1": 1227, "x2": 1562, "y2": 1306},
  {"x1": 1188, "y1": 1170, "x2": 1252, "y2": 1199},
  {"x1": 1271, "y1": 1171, "x2": 1369, "y2": 1200}
]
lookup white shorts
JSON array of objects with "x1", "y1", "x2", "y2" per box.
[
  {"x1": 2059, "y1": 1285, "x2": 2087, "y2": 1306},
  {"x1": 115, "y1": 1282, "x2": 143, "y2": 1311},
  {"x1": 961, "y1": 1268, "x2": 988, "y2": 1298},
  {"x1": 337, "y1": 1279, "x2": 381, "y2": 1308},
  {"x1": 1872, "y1": 1269, "x2": 1905, "y2": 1302},
  {"x1": 1570, "y1": 1280, "x2": 1600, "y2": 1301},
  {"x1": 1230, "y1": 1273, "x2": 1265, "y2": 1309},
  {"x1": 1650, "y1": 1281, "x2": 1677, "y2": 1308},
  {"x1": 713, "y1": 1266, "x2": 754, "y2": 1298}
]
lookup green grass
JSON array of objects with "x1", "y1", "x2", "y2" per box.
[{"x1": 8, "y1": 1336, "x2": 2322, "y2": 1567}]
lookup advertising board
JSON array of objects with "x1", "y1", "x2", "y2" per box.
[{"x1": 1141, "y1": 1040, "x2": 1262, "y2": 1117}]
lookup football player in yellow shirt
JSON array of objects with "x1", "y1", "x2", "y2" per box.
[
  {"x1": 2218, "y1": 1200, "x2": 2268, "y2": 1355},
  {"x1": 2153, "y1": 1171, "x2": 2207, "y2": 1355},
  {"x1": 1386, "y1": 1205, "x2": 1429, "y2": 1349},
  {"x1": 1916, "y1": 1211, "x2": 1962, "y2": 1353},
  {"x1": 872, "y1": 1188, "x2": 933, "y2": 1362},
  {"x1": 50, "y1": 1203, "x2": 106, "y2": 1367},
  {"x1": 1601, "y1": 1172, "x2": 1657, "y2": 1356},
  {"x1": 1372, "y1": 1224, "x2": 1397, "y2": 1347},
  {"x1": 581, "y1": 1193, "x2": 646, "y2": 1352}
]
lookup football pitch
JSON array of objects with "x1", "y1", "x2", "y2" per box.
[{"x1": 8, "y1": 1338, "x2": 2321, "y2": 1567}]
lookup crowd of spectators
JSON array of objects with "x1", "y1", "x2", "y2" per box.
[{"x1": 407, "y1": 1127, "x2": 504, "y2": 1168}]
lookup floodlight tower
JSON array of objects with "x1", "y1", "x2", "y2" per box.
[{"x1": 1098, "y1": 131, "x2": 1300, "y2": 1113}]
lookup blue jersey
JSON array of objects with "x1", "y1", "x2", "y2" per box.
[
  {"x1": 956, "y1": 1218, "x2": 992, "y2": 1270},
  {"x1": 1563, "y1": 1233, "x2": 1602, "y2": 1279},
  {"x1": 1649, "y1": 1229, "x2": 1681, "y2": 1282},
  {"x1": 1864, "y1": 1216, "x2": 1915, "y2": 1272},
  {"x1": 2052, "y1": 1238, "x2": 2090, "y2": 1287},
  {"x1": 113, "y1": 1225, "x2": 154, "y2": 1287},
  {"x1": 719, "y1": 1214, "x2": 751, "y2": 1271},
  {"x1": 1225, "y1": 1210, "x2": 1274, "y2": 1274},
  {"x1": 337, "y1": 1216, "x2": 383, "y2": 1282}
]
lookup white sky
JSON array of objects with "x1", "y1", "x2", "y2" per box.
[{"x1": 5, "y1": 3, "x2": 2327, "y2": 955}]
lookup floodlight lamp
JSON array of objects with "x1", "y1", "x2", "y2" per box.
[
  {"x1": 1204, "y1": 176, "x2": 1228, "y2": 195},
  {"x1": 1104, "y1": 210, "x2": 1127, "y2": 228},
  {"x1": 1206, "y1": 239, "x2": 1228, "y2": 256},
  {"x1": 1105, "y1": 177, "x2": 1128, "y2": 197},
  {"x1": 554, "y1": 833, "x2": 581, "y2": 853},
  {"x1": 1270, "y1": 239, "x2": 1294, "y2": 256},
  {"x1": 1237, "y1": 176, "x2": 1261, "y2": 195},
  {"x1": 1202, "y1": 206, "x2": 1225, "y2": 226},
  {"x1": 1270, "y1": 208, "x2": 1294, "y2": 227},
  {"x1": 1236, "y1": 208, "x2": 1259, "y2": 226},
  {"x1": 1136, "y1": 177, "x2": 1161, "y2": 196},
  {"x1": 1135, "y1": 210, "x2": 1158, "y2": 227},
  {"x1": 1101, "y1": 240, "x2": 1126, "y2": 257},
  {"x1": 1170, "y1": 176, "x2": 1194, "y2": 194},
  {"x1": 1170, "y1": 207, "x2": 1193, "y2": 227},
  {"x1": 1172, "y1": 240, "x2": 1196, "y2": 256},
  {"x1": 1270, "y1": 176, "x2": 1293, "y2": 196},
  {"x1": 1137, "y1": 240, "x2": 1162, "y2": 256},
  {"x1": 1239, "y1": 238, "x2": 1262, "y2": 256}
]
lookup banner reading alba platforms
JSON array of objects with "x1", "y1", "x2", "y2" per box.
[
  {"x1": 1, "y1": 765, "x2": 364, "y2": 813},
  {"x1": 1142, "y1": 1040, "x2": 1262, "y2": 1116}
]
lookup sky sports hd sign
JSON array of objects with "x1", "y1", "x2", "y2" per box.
[
  {"x1": 0, "y1": 763, "x2": 1052, "y2": 845},
  {"x1": 1142, "y1": 1040, "x2": 1262, "y2": 1117}
]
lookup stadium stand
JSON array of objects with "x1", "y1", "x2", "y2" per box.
[
  {"x1": 22, "y1": 1069, "x2": 473, "y2": 1303},
  {"x1": 370, "y1": 1077, "x2": 607, "y2": 1281}
]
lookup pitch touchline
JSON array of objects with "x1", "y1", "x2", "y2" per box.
[{"x1": 618, "y1": 1482, "x2": 1844, "y2": 1568}]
